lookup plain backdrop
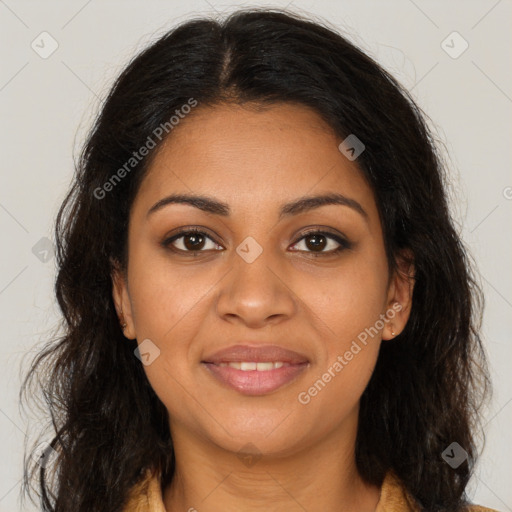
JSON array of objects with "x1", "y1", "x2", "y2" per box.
[{"x1": 1, "y1": 1, "x2": 511, "y2": 510}]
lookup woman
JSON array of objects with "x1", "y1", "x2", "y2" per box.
[{"x1": 21, "y1": 8, "x2": 497, "y2": 512}]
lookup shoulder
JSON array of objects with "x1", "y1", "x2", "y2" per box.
[{"x1": 378, "y1": 472, "x2": 500, "y2": 512}]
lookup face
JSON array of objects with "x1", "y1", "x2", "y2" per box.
[{"x1": 113, "y1": 102, "x2": 413, "y2": 459}]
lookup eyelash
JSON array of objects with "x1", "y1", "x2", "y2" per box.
[{"x1": 161, "y1": 227, "x2": 351, "y2": 257}]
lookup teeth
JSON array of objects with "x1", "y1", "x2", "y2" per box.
[{"x1": 217, "y1": 361, "x2": 288, "y2": 371}]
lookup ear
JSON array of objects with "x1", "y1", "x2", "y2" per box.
[
  {"x1": 111, "y1": 262, "x2": 136, "y2": 340},
  {"x1": 382, "y1": 250, "x2": 415, "y2": 340}
]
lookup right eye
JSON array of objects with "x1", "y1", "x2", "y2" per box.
[{"x1": 162, "y1": 228, "x2": 224, "y2": 254}]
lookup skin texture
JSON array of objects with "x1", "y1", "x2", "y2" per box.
[{"x1": 113, "y1": 103, "x2": 414, "y2": 512}]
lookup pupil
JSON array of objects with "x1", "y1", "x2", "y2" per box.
[
  {"x1": 185, "y1": 233, "x2": 204, "y2": 250},
  {"x1": 306, "y1": 234, "x2": 326, "y2": 251}
]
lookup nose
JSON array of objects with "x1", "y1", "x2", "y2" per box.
[{"x1": 215, "y1": 243, "x2": 297, "y2": 329}]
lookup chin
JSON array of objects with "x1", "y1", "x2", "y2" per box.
[{"x1": 195, "y1": 407, "x2": 315, "y2": 459}]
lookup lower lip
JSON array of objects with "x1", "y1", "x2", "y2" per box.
[{"x1": 202, "y1": 362, "x2": 308, "y2": 396}]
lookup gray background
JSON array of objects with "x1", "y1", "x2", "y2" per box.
[{"x1": 1, "y1": 0, "x2": 511, "y2": 510}]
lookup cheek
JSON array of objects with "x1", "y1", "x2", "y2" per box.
[
  {"x1": 293, "y1": 252, "x2": 387, "y2": 406},
  {"x1": 125, "y1": 250, "x2": 204, "y2": 419},
  {"x1": 126, "y1": 243, "x2": 215, "y2": 341},
  {"x1": 124, "y1": 248, "x2": 204, "y2": 393},
  {"x1": 295, "y1": 250, "x2": 388, "y2": 347}
]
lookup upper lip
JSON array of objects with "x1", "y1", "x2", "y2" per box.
[{"x1": 202, "y1": 344, "x2": 309, "y2": 364}]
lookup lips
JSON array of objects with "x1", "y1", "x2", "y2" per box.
[
  {"x1": 202, "y1": 344, "x2": 309, "y2": 396},
  {"x1": 203, "y1": 344, "x2": 309, "y2": 364}
]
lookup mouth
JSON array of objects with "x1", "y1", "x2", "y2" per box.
[{"x1": 201, "y1": 344, "x2": 310, "y2": 396}]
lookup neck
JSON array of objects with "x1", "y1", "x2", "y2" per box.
[{"x1": 163, "y1": 413, "x2": 381, "y2": 512}]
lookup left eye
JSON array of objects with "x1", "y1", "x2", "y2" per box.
[{"x1": 289, "y1": 231, "x2": 348, "y2": 254}]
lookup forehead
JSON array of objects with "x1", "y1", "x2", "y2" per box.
[
  {"x1": 155, "y1": 101, "x2": 339, "y2": 157},
  {"x1": 132, "y1": 102, "x2": 377, "y2": 222}
]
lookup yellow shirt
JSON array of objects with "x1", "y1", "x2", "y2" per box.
[{"x1": 122, "y1": 467, "x2": 499, "y2": 512}]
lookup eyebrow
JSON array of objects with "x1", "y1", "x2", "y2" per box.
[{"x1": 147, "y1": 192, "x2": 368, "y2": 221}]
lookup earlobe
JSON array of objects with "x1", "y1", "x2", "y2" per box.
[{"x1": 111, "y1": 264, "x2": 136, "y2": 340}]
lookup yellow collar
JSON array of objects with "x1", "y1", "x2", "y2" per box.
[{"x1": 122, "y1": 467, "x2": 495, "y2": 511}]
